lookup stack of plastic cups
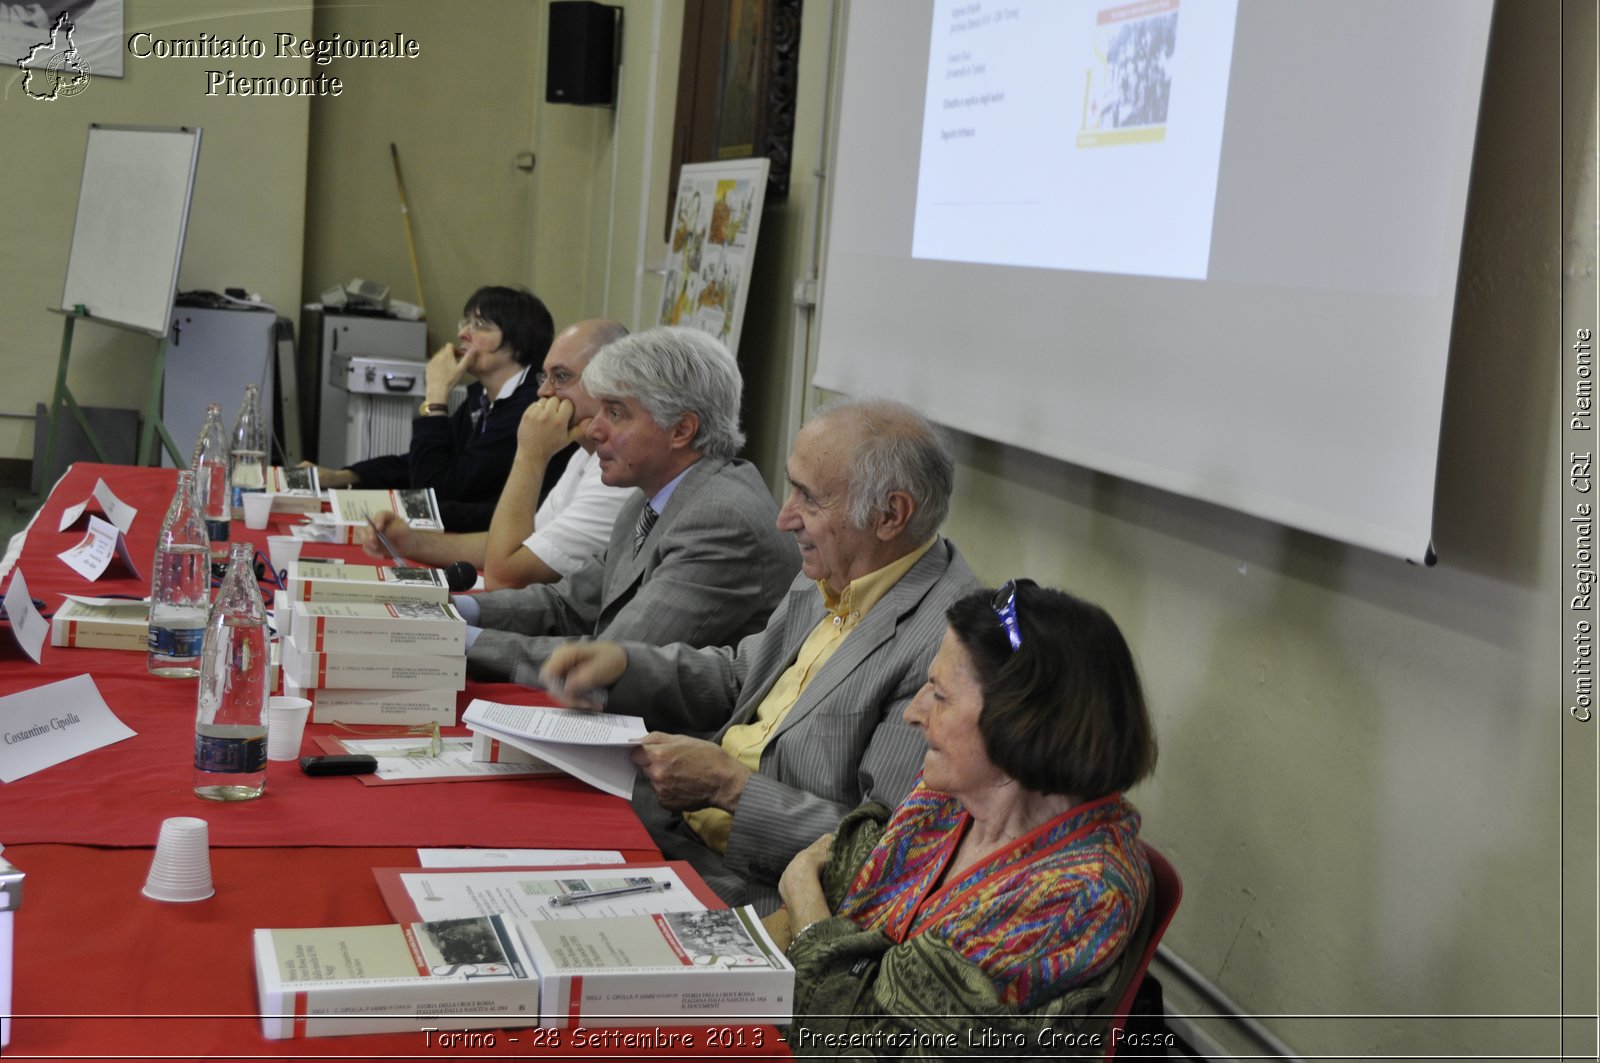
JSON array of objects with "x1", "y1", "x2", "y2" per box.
[{"x1": 141, "y1": 817, "x2": 215, "y2": 902}]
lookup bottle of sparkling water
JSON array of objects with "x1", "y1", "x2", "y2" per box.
[
  {"x1": 147, "y1": 470, "x2": 209, "y2": 678},
  {"x1": 193, "y1": 541, "x2": 269, "y2": 801},
  {"x1": 229, "y1": 383, "x2": 267, "y2": 520},
  {"x1": 190, "y1": 402, "x2": 231, "y2": 574}
]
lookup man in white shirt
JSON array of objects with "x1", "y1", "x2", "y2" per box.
[{"x1": 364, "y1": 319, "x2": 634, "y2": 590}]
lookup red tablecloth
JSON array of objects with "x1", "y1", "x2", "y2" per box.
[
  {"x1": 8, "y1": 843, "x2": 790, "y2": 1060},
  {"x1": 1, "y1": 465, "x2": 790, "y2": 1059},
  {"x1": 0, "y1": 463, "x2": 651, "y2": 852}
]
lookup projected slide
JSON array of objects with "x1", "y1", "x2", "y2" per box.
[{"x1": 912, "y1": 0, "x2": 1238, "y2": 279}]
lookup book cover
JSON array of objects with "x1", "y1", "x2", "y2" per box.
[
  {"x1": 48, "y1": 597, "x2": 148, "y2": 651},
  {"x1": 267, "y1": 465, "x2": 323, "y2": 513},
  {"x1": 329, "y1": 487, "x2": 443, "y2": 531},
  {"x1": 520, "y1": 907, "x2": 793, "y2": 1029},
  {"x1": 253, "y1": 915, "x2": 538, "y2": 1039},
  {"x1": 289, "y1": 599, "x2": 466, "y2": 654}
]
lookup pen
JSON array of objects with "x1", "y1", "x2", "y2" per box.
[
  {"x1": 367, "y1": 518, "x2": 405, "y2": 564},
  {"x1": 548, "y1": 881, "x2": 672, "y2": 907}
]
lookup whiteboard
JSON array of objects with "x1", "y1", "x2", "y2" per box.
[{"x1": 60, "y1": 124, "x2": 202, "y2": 336}]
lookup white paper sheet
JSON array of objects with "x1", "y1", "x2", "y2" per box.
[
  {"x1": 2, "y1": 570, "x2": 46, "y2": 664},
  {"x1": 336, "y1": 737, "x2": 565, "y2": 782},
  {"x1": 462, "y1": 701, "x2": 646, "y2": 799},
  {"x1": 464, "y1": 701, "x2": 646, "y2": 745},
  {"x1": 0, "y1": 674, "x2": 137, "y2": 782},
  {"x1": 388, "y1": 866, "x2": 704, "y2": 923},
  {"x1": 417, "y1": 849, "x2": 625, "y2": 868}
]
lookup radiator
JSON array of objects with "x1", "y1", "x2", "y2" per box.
[{"x1": 346, "y1": 393, "x2": 415, "y2": 464}]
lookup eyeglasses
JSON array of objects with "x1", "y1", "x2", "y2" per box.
[
  {"x1": 535, "y1": 367, "x2": 580, "y2": 389},
  {"x1": 457, "y1": 317, "x2": 500, "y2": 335},
  {"x1": 992, "y1": 579, "x2": 1033, "y2": 653}
]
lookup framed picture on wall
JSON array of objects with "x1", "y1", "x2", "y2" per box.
[{"x1": 658, "y1": 158, "x2": 771, "y2": 358}]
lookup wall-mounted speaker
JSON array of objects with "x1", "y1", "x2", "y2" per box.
[{"x1": 547, "y1": 2, "x2": 621, "y2": 107}]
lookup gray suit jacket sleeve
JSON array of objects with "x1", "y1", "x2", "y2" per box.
[
  {"x1": 467, "y1": 459, "x2": 798, "y2": 683},
  {"x1": 614, "y1": 540, "x2": 979, "y2": 899}
]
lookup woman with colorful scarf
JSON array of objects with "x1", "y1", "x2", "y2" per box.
[{"x1": 776, "y1": 581, "x2": 1159, "y2": 1055}]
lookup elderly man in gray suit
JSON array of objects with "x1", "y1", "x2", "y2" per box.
[
  {"x1": 459, "y1": 326, "x2": 798, "y2": 676},
  {"x1": 543, "y1": 398, "x2": 978, "y2": 913}
]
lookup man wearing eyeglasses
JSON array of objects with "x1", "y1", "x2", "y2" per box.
[
  {"x1": 462, "y1": 325, "x2": 801, "y2": 680},
  {"x1": 540, "y1": 397, "x2": 978, "y2": 913},
  {"x1": 310, "y1": 286, "x2": 557, "y2": 532},
  {"x1": 362, "y1": 319, "x2": 636, "y2": 590}
]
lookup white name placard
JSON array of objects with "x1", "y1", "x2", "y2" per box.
[
  {"x1": 0, "y1": 674, "x2": 137, "y2": 783},
  {"x1": 57, "y1": 515, "x2": 141, "y2": 583},
  {"x1": 57, "y1": 478, "x2": 137, "y2": 535},
  {"x1": 2, "y1": 570, "x2": 46, "y2": 664}
]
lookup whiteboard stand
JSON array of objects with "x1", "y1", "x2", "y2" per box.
[
  {"x1": 40, "y1": 309, "x2": 183, "y2": 482},
  {"x1": 44, "y1": 123, "x2": 201, "y2": 477}
]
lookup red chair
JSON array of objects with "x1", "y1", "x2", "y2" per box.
[{"x1": 1104, "y1": 842, "x2": 1183, "y2": 1059}]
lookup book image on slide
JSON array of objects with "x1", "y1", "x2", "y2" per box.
[{"x1": 1080, "y1": 0, "x2": 1180, "y2": 147}]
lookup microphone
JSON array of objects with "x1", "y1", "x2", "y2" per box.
[{"x1": 444, "y1": 560, "x2": 478, "y2": 593}]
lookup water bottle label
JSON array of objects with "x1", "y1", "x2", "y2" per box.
[
  {"x1": 206, "y1": 519, "x2": 231, "y2": 541},
  {"x1": 148, "y1": 625, "x2": 204, "y2": 657},
  {"x1": 194, "y1": 733, "x2": 266, "y2": 773}
]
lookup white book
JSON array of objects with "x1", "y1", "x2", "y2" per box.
[
  {"x1": 462, "y1": 700, "x2": 646, "y2": 799},
  {"x1": 284, "y1": 675, "x2": 457, "y2": 726},
  {"x1": 519, "y1": 906, "x2": 793, "y2": 1029},
  {"x1": 280, "y1": 635, "x2": 465, "y2": 691},
  {"x1": 329, "y1": 487, "x2": 443, "y2": 531},
  {"x1": 49, "y1": 597, "x2": 148, "y2": 651},
  {"x1": 288, "y1": 599, "x2": 466, "y2": 655},
  {"x1": 285, "y1": 561, "x2": 450, "y2": 605},
  {"x1": 267, "y1": 465, "x2": 323, "y2": 514},
  {"x1": 253, "y1": 915, "x2": 538, "y2": 1039}
]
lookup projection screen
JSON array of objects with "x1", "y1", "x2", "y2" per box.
[{"x1": 813, "y1": 0, "x2": 1495, "y2": 563}]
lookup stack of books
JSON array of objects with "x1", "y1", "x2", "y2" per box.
[{"x1": 278, "y1": 561, "x2": 465, "y2": 727}]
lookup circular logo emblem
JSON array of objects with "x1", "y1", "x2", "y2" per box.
[{"x1": 45, "y1": 49, "x2": 92, "y2": 98}]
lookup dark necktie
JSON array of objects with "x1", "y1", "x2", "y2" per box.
[{"x1": 633, "y1": 504, "x2": 658, "y2": 556}]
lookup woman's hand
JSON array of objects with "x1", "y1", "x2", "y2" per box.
[
  {"x1": 423, "y1": 343, "x2": 472, "y2": 406},
  {"x1": 778, "y1": 833, "x2": 835, "y2": 940}
]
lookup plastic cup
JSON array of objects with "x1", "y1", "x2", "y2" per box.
[
  {"x1": 266, "y1": 535, "x2": 302, "y2": 583},
  {"x1": 241, "y1": 492, "x2": 273, "y2": 530},
  {"x1": 142, "y1": 816, "x2": 214, "y2": 902},
  {"x1": 266, "y1": 696, "x2": 312, "y2": 761}
]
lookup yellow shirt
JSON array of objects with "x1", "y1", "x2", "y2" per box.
[{"x1": 682, "y1": 538, "x2": 937, "y2": 852}]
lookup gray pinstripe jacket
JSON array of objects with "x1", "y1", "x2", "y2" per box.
[{"x1": 609, "y1": 537, "x2": 978, "y2": 913}]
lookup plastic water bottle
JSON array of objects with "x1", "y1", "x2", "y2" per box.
[
  {"x1": 190, "y1": 403, "x2": 231, "y2": 573},
  {"x1": 229, "y1": 383, "x2": 267, "y2": 519},
  {"x1": 193, "y1": 541, "x2": 269, "y2": 801},
  {"x1": 147, "y1": 469, "x2": 209, "y2": 678}
]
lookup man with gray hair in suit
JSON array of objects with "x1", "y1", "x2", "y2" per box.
[
  {"x1": 543, "y1": 398, "x2": 978, "y2": 913},
  {"x1": 460, "y1": 326, "x2": 798, "y2": 676}
]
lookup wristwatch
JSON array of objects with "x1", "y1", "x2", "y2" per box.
[{"x1": 419, "y1": 400, "x2": 449, "y2": 417}]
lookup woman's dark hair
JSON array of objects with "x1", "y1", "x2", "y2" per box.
[
  {"x1": 946, "y1": 583, "x2": 1157, "y2": 799},
  {"x1": 462, "y1": 286, "x2": 554, "y2": 367}
]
